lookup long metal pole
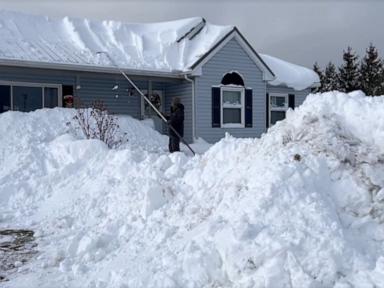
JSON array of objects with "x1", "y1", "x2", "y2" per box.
[{"x1": 96, "y1": 52, "x2": 196, "y2": 156}]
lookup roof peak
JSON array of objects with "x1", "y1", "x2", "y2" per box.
[{"x1": 0, "y1": 9, "x2": 232, "y2": 73}]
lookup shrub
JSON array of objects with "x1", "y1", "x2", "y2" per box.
[{"x1": 70, "y1": 99, "x2": 127, "y2": 148}]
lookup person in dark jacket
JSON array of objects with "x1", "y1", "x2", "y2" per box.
[{"x1": 167, "y1": 97, "x2": 184, "y2": 153}]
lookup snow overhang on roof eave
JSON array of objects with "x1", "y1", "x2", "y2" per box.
[
  {"x1": 0, "y1": 58, "x2": 185, "y2": 79},
  {"x1": 267, "y1": 81, "x2": 321, "y2": 91},
  {"x1": 189, "y1": 28, "x2": 275, "y2": 81},
  {"x1": 310, "y1": 82, "x2": 321, "y2": 88}
]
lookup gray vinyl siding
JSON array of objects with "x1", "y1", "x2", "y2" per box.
[
  {"x1": 267, "y1": 85, "x2": 311, "y2": 107},
  {"x1": 0, "y1": 66, "x2": 75, "y2": 85},
  {"x1": 164, "y1": 81, "x2": 193, "y2": 143},
  {"x1": 195, "y1": 38, "x2": 267, "y2": 143},
  {"x1": 75, "y1": 74, "x2": 143, "y2": 118},
  {"x1": 0, "y1": 65, "x2": 173, "y2": 118}
]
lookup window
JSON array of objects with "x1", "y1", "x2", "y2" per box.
[
  {"x1": 44, "y1": 87, "x2": 59, "y2": 108},
  {"x1": 0, "y1": 85, "x2": 11, "y2": 113},
  {"x1": 221, "y1": 72, "x2": 245, "y2": 86},
  {"x1": 13, "y1": 86, "x2": 43, "y2": 112},
  {"x1": 0, "y1": 81, "x2": 62, "y2": 113},
  {"x1": 212, "y1": 72, "x2": 252, "y2": 128},
  {"x1": 269, "y1": 93, "x2": 288, "y2": 126},
  {"x1": 221, "y1": 87, "x2": 245, "y2": 127}
]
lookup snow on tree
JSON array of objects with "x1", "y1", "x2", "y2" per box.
[
  {"x1": 323, "y1": 62, "x2": 339, "y2": 92},
  {"x1": 313, "y1": 62, "x2": 325, "y2": 91},
  {"x1": 339, "y1": 47, "x2": 360, "y2": 92},
  {"x1": 360, "y1": 43, "x2": 384, "y2": 96}
]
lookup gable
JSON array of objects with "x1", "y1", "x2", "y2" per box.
[
  {"x1": 202, "y1": 38, "x2": 264, "y2": 81},
  {"x1": 193, "y1": 35, "x2": 268, "y2": 144},
  {"x1": 190, "y1": 29, "x2": 274, "y2": 81}
]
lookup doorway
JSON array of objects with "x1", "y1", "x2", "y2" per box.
[{"x1": 142, "y1": 90, "x2": 164, "y2": 132}]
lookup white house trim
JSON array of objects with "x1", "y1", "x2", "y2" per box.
[{"x1": 0, "y1": 58, "x2": 185, "y2": 79}]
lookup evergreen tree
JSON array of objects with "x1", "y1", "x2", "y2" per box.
[
  {"x1": 339, "y1": 47, "x2": 360, "y2": 92},
  {"x1": 381, "y1": 71, "x2": 384, "y2": 95},
  {"x1": 323, "y1": 62, "x2": 339, "y2": 92},
  {"x1": 360, "y1": 43, "x2": 384, "y2": 96},
  {"x1": 313, "y1": 62, "x2": 324, "y2": 92}
]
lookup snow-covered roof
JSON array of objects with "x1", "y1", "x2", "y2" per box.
[
  {"x1": 0, "y1": 10, "x2": 233, "y2": 74},
  {"x1": 260, "y1": 54, "x2": 320, "y2": 90},
  {"x1": 0, "y1": 10, "x2": 319, "y2": 90}
]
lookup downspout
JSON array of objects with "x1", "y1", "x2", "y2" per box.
[{"x1": 184, "y1": 74, "x2": 196, "y2": 141}]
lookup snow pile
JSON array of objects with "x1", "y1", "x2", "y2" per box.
[
  {"x1": 1, "y1": 92, "x2": 384, "y2": 287},
  {"x1": 0, "y1": 10, "x2": 320, "y2": 90},
  {"x1": 261, "y1": 53, "x2": 320, "y2": 90},
  {"x1": 0, "y1": 10, "x2": 232, "y2": 72},
  {"x1": 0, "y1": 108, "x2": 167, "y2": 209}
]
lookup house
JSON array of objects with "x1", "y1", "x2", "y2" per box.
[{"x1": 0, "y1": 10, "x2": 319, "y2": 143}]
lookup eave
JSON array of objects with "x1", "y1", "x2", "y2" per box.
[{"x1": 0, "y1": 58, "x2": 186, "y2": 79}]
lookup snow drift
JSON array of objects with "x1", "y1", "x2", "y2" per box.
[
  {"x1": 0, "y1": 10, "x2": 232, "y2": 72},
  {"x1": 1, "y1": 91, "x2": 384, "y2": 287},
  {"x1": 0, "y1": 10, "x2": 318, "y2": 90},
  {"x1": 260, "y1": 54, "x2": 320, "y2": 91}
]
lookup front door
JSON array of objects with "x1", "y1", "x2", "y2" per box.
[{"x1": 142, "y1": 90, "x2": 164, "y2": 133}]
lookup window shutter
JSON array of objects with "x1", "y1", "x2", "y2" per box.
[
  {"x1": 288, "y1": 94, "x2": 295, "y2": 109},
  {"x1": 212, "y1": 87, "x2": 221, "y2": 127},
  {"x1": 245, "y1": 88, "x2": 253, "y2": 127},
  {"x1": 266, "y1": 93, "x2": 269, "y2": 129}
]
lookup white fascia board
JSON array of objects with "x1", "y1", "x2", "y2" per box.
[
  {"x1": 0, "y1": 58, "x2": 184, "y2": 79},
  {"x1": 181, "y1": 67, "x2": 202, "y2": 76},
  {"x1": 191, "y1": 66, "x2": 202, "y2": 76}
]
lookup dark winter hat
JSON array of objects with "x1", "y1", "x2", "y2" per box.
[{"x1": 172, "y1": 97, "x2": 181, "y2": 106}]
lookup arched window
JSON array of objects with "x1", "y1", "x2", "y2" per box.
[
  {"x1": 211, "y1": 71, "x2": 252, "y2": 129},
  {"x1": 221, "y1": 72, "x2": 244, "y2": 86}
]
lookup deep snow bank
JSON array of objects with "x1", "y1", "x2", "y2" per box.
[
  {"x1": 0, "y1": 108, "x2": 167, "y2": 208},
  {"x1": 1, "y1": 92, "x2": 384, "y2": 288}
]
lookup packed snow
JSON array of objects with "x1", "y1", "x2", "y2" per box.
[
  {"x1": 1, "y1": 91, "x2": 384, "y2": 287},
  {"x1": 0, "y1": 10, "x2": 319, "y2": 90},
  {"x1": 261, "y1": 54, "x2": 320, "y2": 90},
  {"x1": 0, "y1": 10, "x2": 232, "y2": 73}
]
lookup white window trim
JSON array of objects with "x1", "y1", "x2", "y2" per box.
[
  {"x1": 269, "y1": 93, "x2": 288, "y2": 127},
  {"x1": 0, "y1": 80, "x2": 62, "y2": 110},
  {"x1": 220, "y1": 86, "x2": 245, "y2": 128}
]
